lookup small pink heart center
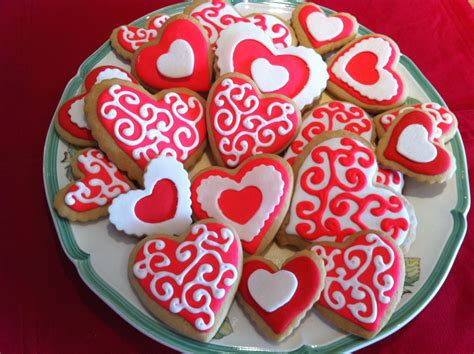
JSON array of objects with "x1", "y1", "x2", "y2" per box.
[
  {"x1": 218, "y1": 186, "x2": 262, "y2": 224},
  {"x1": 134, "y1": 179, "x2": 178, "y2": 223},
  {"x1": 346, "y1": 51, "x2": 379, "y2": 85}
]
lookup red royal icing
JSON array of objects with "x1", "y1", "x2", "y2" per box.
[
  {"x1": 298, "y1": 4, "x2": 355, "y2": 49},
  {"x1": 377, "y1": 102, "x2": 456, "y2": 142},
  {"x1": 133, "y1": 18, "x2": 212, "y2": 92},
  {"x1": 208, "y1": 75, "x2": 299, "y2": 167},
  {"x1": 383, "y1": 110, "x2": 452, "y2": 175},
  {"x1": 134, "y1": 179, "x2": 178, "y2": 223},
  {"x1": 96, "y1": 83, "x2": 206, "y2": 169},
  {"x1": 312, "y1": 232, "x2": 402, "y2": 331},
  {"x1": 64, "y1": 149, "x2": 131, "y2": 212},
  {"x1": 191, "y1": 156, "x2": 292, "y2": 254},
  {"x1": 239, "y1": 256, "x2": 323, "y2": 334},
  {"x1": 132, "y1": 222, "x2": 241, "y2": 332},
  {"x1": 375, "y1": 167, "x2": 404, "y2": 193}
]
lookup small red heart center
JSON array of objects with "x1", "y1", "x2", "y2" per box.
[
  {"x1": 134, "y1": 179, "x2": 178, "y2": 223},
  {"x1": 346, "y1": 51, "x2": 379, "y2": 85},
  {"x1": 218, "y1": 186, "x2": 262, "y2": 224}
]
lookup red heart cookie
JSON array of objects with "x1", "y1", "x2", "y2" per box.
[
  {"x1": 374, "y1": 102, "x2": 458, "y2": 143},
  {"x1": 109, "y1": 156, "x2": 192, "y2": 237},
  {"x1": 215, "y1": 22, "x2": 328, "y2": 110},
  {"x1": 184, "y1": 0, "x2": 295, "y2": 49},
  {"x1": 279, "y1": 132, "x2": 415, "y2": 252},
  {"x1": 311, "y1": 230, "x2": 404, "y2": 339},
  {"x1": 132, "y1": 15, "x2": 213, "y2": 92},
  {"x1": 376, "y1": 109, "x2": 455, "y2": 183},
  {"x1": 55, "y1": 66, "x2": 137, "y2": 146},
  {"x1": 110, "y1": 14, "x2": 170, "y2": 60},
  {"x1": 191, "y1": 154, "x2": 293, "y2": 254},
  {"x1": 129, "y1": 220, "x2": 242, "y2": 342},
  {"x1": 85, "y1": 79, "x2": 207, "y2": 182},
  {"x1": 327, "y1": 34, "x2": 407, "y2": 113},
  {"x1": 284, "y1": 100, "x2": 374, "y2": 165},
  {"x1": 292, "y1": 3, "x2": 358, "y2": 55},
  {"x1": 53, "y1": 148, "x2": 133, "y2": 221},
  {"x1": 207, "y1": 73, "x2": 301, "y2": 168},
  {"x1": 237, "y1": 250, "x2": 325, "y2": 341}
]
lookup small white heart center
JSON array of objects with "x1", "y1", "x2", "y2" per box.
[
  {"x1": 250, "y1": 58, "x2": 289, "y2": 92},
  {"x1": 396, "y1": 124, "x2": 437, "y2": 163},
  {"x1": 156, "y1": 39, "x2": 194, "y2": 79},
  {"x1": 248, "y1": 269, "x2": 297, "y2": 312},
  {"x1": 307, "y1": 12, "x2": 343, "y2": 41}
]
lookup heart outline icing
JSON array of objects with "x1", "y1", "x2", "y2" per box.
[{"x1": 109, "y1": 156, "x2": 192, "y2": 236}]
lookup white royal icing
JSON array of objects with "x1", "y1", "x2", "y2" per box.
[
  {"x1": 396, "y1": 124, "x2": 437, "y2": 163},
  {"x1": 215, "y1": 22, "x2": 328, "y2": 109},
  {"x1": 133, "y1": 223, "x2": 239, "y2": 331},
  {"x1": 248, "y1": 269, "x2": 297, "y2": 312},
  {"x1": 250, "y1": 58, "x2": 290, "y2": 92},
  {"x1": 156, "y1": 39, "x2": 195, "y2": 79},
  {"x1": 331, "y1": 37, "x2": 398, "y2": 101},
  {"x1": 307, "y1": 12, "x2": 343, "y2": 41},
  {"x1": 95, "y1": 68, "x2": 133, "y2": 85},
  {"x1": 68, "y1": 97, "x2": 89, "y2": 129},
  {"x1": 108, "y1": 156, "x2": 192, "y2": 236},
  {"x1": 311, "y1": 233, "x2": 396, "y2": 324},
  {"x1": 196, "y1": 164, "x2": 285, "y2": 242}
]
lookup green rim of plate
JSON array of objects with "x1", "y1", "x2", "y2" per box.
[{"x1": 43, "y1": 1, "x2": 471, "y2": 352}]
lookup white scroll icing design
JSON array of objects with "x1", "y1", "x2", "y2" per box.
[
  {"x1": 64, "y1": 149, "x2": 130, "y2": 206},
  {"x1": 213, "y1": 78, "x2": 295, "y2": 167},
  {"x1": 312, "y1": 233, "x2": 396, "y2": 324},
  {"x1": 133, "y1": 223, "x2": 239, "y2": 331},
  {"x1": 100, "y1": 84, "x2": 204, "y2": 163},
  {"x1": 118, "y1": 15, "x2": 169, "y2": 51}
]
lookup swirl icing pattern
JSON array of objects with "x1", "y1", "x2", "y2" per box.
[
  {"x1": 132, "y1": 222, "x2": 240, "y2": 332},
  {"x1": 117, "y1": 15, "x2": 170, "y2": 53}
]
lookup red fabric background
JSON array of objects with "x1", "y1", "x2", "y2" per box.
[{"x1": 1, "y1": 0, "x2": 472, "y2": 353}]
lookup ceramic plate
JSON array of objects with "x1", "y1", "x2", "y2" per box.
[{"x1": 43, "y1": 1, "x2": 470, "y2": 352}]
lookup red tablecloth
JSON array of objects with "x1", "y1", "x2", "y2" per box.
[{"x1": 1, "y1": 0, "x2": 473, "y2": 353}]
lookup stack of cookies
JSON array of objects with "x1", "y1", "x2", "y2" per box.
[{"x1": 53, "y1": 0, "x2": 458, "y2": 343}]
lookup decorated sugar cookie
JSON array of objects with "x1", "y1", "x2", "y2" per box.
[
  {"x1": 311, "y1": 230, "x2": 405, "y2": 339},
  {"x1": 55, "y1": 66, "x2": 137, "y2": 146},
  {"x1": 215, "y1": 22, "x2": 328, "y2": 110},
  {"x1": 374, "y1": 102, "x2": 458, "y2": 142},
  {"x1": 376, "y1": 109, "x2": 455, "y2": 183},
  {"x1": 327, "y1": 34, "x2": 407, "y2": 113},
  {"x1": 284, "y1": 100, "x2": 374, "y2": 165},
  {"x1": 191, "y1": 154, "x2": 293, "y2": 254},
  {"x1": 85, "y1": 79, "x2": 207, "y2": 183},
  {"x1": 292, "y1": 3, "x2": 358, "y2": 55},
  {"x1": 110, "y1": 14, "x2": 170, "y2": 60},
  {"x1": 54, "y1": 148, "x2": 133, "y2": 222},
  {"x1": 184, "y1": 0, "x2": 296, "y2": 49},
  {"x1": 131, "y1": 14, "x2": 213, "y2": 92},
  {"x1": 109, "y1": 156, "x2": 192, "y2": 237},
  {"x1": 238, "y1": 250, "x2": 325, "y2": 341},
  {"x1": 207, "y1": 73, "x2": 301, "y2": 168},
  {"x1": 278, "y1": 131, "x2": 416, "y2": 252},
  {"x1": 376, "y1": 167, "x2": 404, "y2": 193},
  {"x1": 129, "y1": 219, "x2": 242, "y2": 342}
]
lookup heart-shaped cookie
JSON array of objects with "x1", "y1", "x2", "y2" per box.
[
  {"x1": 376, "y1": 109, "x2": 455, "y2": 183},
  {"x1": 215, "y1": 22, "x2": 328, "y2": 110},
  {"x1": 311, "y1": 230, "x2": 404, "y2": 339},
  {"x1": 85, "y1": 79, "x2": 207, "y2": 183},
  {"x1": 55, "y1": 66, "x2": 137, "y2": 146},
  {"x1": 284, "y1": 100, "x2": 374, "y2": 165},
  {"x1": 327, "y1": 35, "x2": 407, "y2": 113},
  {"x1": 132, "y1": 14, "x2": 213, "y2": 92},
  {"x1": 191, "y1": 154, "x2": 293, "y2": 254},
  {"x1": 375, "y1": 167, "x2": 404, "y2": 193},
  {"x1": 110, "y1": 14, "x2": 170, "y2": 60},
  {"x1": 237, "y1": 250, "x2": 325, "y2": 341},
  {"x1": 184, "y1": 0, "x2": 296, "y2": 49},
  {"x1": 278, "y1": 131, "x2": 416, "y2": 252},
  {"x1": 374, "y1": 102, "x2": 458, "y2": 142},
  {"x1": 129, "y1": 220, "x2": 242, "y2": 342},
  {"x1": 292, "y1": 3, "x2": 358, "y2": 55},
  {"x1": 54, "y1": 148, "x2": 133, "y2": 221},
  {"x1": 109, "y1": 156, "x2": 192, "y2": 236},
  {"x1": 207, "y1": 74, "x2": 301, "y2": 168}
]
